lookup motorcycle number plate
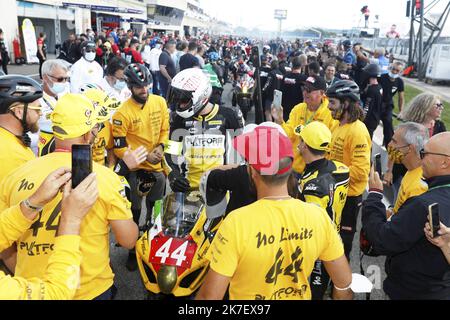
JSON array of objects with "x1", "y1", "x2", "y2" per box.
[{"x1": 149, "y1": 236, "x2": 197, "y2": 269}]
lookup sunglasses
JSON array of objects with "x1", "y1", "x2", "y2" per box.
[
  {"x1": 419, "y1": 148, "x2": 450, "y2": 160},
  {"x1": 48, "y1": 74, "x2": 69, "y2": 83},
  {"x1": 435, "y1": 103, "x2": 444, "y2": 110}
]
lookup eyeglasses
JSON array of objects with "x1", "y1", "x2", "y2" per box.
[
  {"x1": 419, "y1": 148, "x2": 450, "y2": 160},
  {"x1": 435, "y1": 103, "x2": 444, "y2": 110},
  {"x1": 48, "y1": 74, "x2": 69, "y2": 83}
]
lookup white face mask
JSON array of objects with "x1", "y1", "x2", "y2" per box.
[
  {"x1": 84, "y1": 52, "x2": 96, "y2": 62},
  {"x1": 388, "y1": 71, "x2": 400, "y2": 79}
]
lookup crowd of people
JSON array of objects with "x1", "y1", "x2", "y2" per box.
[{"x1": 0, "y1": 26, "x2": 449, "y2": 301}]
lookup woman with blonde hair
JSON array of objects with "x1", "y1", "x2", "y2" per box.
[
  {"x1": 399, "y1": 93, "x2": 446, "y2": 137},
  {"x1": 384, "y1": 93, "x2": 446, "y2": 200}
]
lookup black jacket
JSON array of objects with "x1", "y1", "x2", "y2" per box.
[{"x1": 362, "y1": 175, "x2": 450, "y2": 300}]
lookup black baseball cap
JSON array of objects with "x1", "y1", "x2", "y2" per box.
[{"x1": 304, "y1": 76, "x2": 327, "y2": 91}]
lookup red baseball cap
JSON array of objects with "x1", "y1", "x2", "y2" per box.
[{"x1": 233, "y1": 126, "x2": 294, "y2": 175}]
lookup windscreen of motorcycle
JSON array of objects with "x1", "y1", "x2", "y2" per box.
[{"x1": 161, "y1": 191, "x2": 205, "y2": 238}]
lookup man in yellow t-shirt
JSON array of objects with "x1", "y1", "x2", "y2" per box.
[
  {"x1": 0, "y1": 168, "x2": 98, "y2": 300},
  {"x1": 326, "y1": 80, "x2": 372, "y2": 260},
  {"x1": 196, "y1": 126, "x2": 353, "y2": 300},
  {"x1": 0, "y1": 75, "x2": 43, "y2": 273},
  {"x1": 112, "y1": 63, "x2": 169, "y2": 271},
  {"x1": 272, "y1": 75, "x2": 338, "y2": 175},
  {"x1": 387, "y1": 122, "x2": 429, "y2": 217},
  {"x1": 0, "y1": 93, "x2": 138, "y2": 300},
  {"x1": 0, "y1": 75, "x2": 43, "y2": 182}
]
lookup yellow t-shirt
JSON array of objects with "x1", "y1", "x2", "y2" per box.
[
  {"x1": 329, "y1": 121, "x2": 371, "y2": 197},
  {"x1": 282, "y1": 99, "x2": 338, "y2": 174},
  {"x1": 393, "y1": 166, "x2": 428, "y2": 214},
  {"x1": 112, "y1": 95, "x2": 170, "y2": 172},
  {"x1": 0, "y1": 152, "x2": 132, "y2": 300},
  {"x1": 208, "y1": 199, "x2": 344, "y2": 300},
  {"x1": 0, "y1": 127, "x2": 35, "y2": 183},
  {"x1": 93, "y1": 121, "x2": 114, "y2": 166}
]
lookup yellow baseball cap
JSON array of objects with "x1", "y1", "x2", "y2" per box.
[
  {"x1": 50, "y1": 93, "x2": 111, "y2": 140},
  {"x1": 82, "y1": 88, "x2": 121, "y2": 122},
  {"x1": 296, "y1": 121, "x2": 332, "y2": 151}
]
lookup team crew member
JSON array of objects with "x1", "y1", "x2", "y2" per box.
[
  {"x1": 281, "y1": 56, "x2": 307, "y2": 121},
  {"x1": 97, "y1": 57, "x2": 131, "y2": 102},
  {"x1": 196, "y1": 126, "x2": 353, "y2": 300},
  {"x1": 362, "y1": 132, "x2": 450, "y2": 300},
  {"x1": 326, "y1": 80, "x2": 372, "y2": 260},
  {"x1": 0, "y1": 93, "x2": 138, "y2": 300},
  {"x1": 379, "y1": 61, "x2": 405, "y2": 148},
  {"x1": 38, "y1": 59, "x2": 70, "y2": 156},
  {"x1": 296, "y1": 121, "x2": 350, "y2": 300},
  {"x1": 165, "y1": 68, "x2": 242, "y2": 193},
  {"x1": 112, "y1": 63, "x2": 169, "y2": 271},
  {"x1": 387, "y1": 123, "x2": 429, "y2": 217},
  {"x1": 0, "y1": 169, "x2": 98, "y2": 299},
  {"x1": 0, "y1": 75, "x2": 42, "y2": 181},
  {"x1": 272, "y1": 75, "x2": 338, "y2": 177},
  {"x1": 360, "y1": 64, "x2": 383, "y2": 139},
  {"x1": 70, "y1": 41, "x2": 103, "y2": 94}
]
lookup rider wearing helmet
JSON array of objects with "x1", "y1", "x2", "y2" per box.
[
  {"x1": 112, "y1": 63, "x2": 170, "y2": 271},
  {"x1": 0, "y1": 75, "x2": 42, "y2": 181},
  {"x1": 326, "y1": 80, "x2": 371, "y2": 261},
  {"x1": 165, "y1": 68, "x2": 243, "y2": 193},
  {"x1": 70, "y1": 41, "x2": 103, "y2": 94}
]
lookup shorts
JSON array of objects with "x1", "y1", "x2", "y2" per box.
[{"x1": 128, "y1": 171, "x2": 166, "y2": 210}]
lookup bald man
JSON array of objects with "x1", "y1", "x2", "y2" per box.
[{"x1": 361, "y1": 131, "x2": 450, "y2": 300}]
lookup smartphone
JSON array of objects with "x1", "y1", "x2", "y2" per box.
[
  {"x1": 428, "y1": 203, "x2": 441, "y2": 238},
  {"x1": 374, "y1": 153, "x2": 382, "y2": 178},
  {"x1": 72, "y1": 144, "x2": 93, "y2": 189},
  {"x1": 273, "y1": 89, "x2": 283, "y2": 109}
]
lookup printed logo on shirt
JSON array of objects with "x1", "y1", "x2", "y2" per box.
[
  {"x1": 113, "y1": 119, "x2": 122, "y2": 126},
  {"x1": 184, "y1": 135, "x2": 225, "y2": 148}
]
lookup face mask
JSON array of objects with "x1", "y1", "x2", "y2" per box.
[
  {"x1": 114, "y1": 80, "x2": 126, "y2": 91},
  {"x1": 51, "y1": 82, "x2": 69, "y2": 95},
  {"x1": 155, "y1": 44, "x2": 161, "y2": 49},
  {"x1": 389, "y1": 71, "x2": 399, "y2": 79},
  {"x1": 84, "y1": 52, "x2": 96, "y2": 62},
  {"x1": 387, "y1": 145, "x2": 406, "y2": 164}
]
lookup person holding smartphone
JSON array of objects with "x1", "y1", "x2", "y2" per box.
[
  {"x1": 425, "y1": 220, "x2": 450, "y2": 265},
  {"x1": 0, "y1": 93, "x2": 138, "y2": 300},
  {"x1": 0, "y1": 168, "x2": 98, "y2": 299},
  {"x1": 362, "y1": 132, "x2": 450, "y2": 299}
]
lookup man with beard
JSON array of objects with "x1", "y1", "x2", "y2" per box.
[
  {"x1": 0, "y1": 75, "x2": 43, "y2": 182},
  {"x1": 112, "y1": 63, "x2": 169, "y2": 271},
  {"x1": 0, "y1": 93, "x2": 138, "y2": 300}
]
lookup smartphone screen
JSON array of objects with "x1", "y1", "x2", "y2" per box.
[
  {"x1": 273, "y1": 89, "x2": 283, "y2": 109},
  {"x1": 375, "y1": 153, "x2": 382, "y2": 178},
  {"x1": 72, "y1": 144, "x2": 92, "y2": 189},
  {"x1": 429, "y1": 203, "x2": 441, "y2": 238}
]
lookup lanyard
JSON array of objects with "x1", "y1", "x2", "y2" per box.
[
  {"x1": 429, "y1": 184, "x2": 450, "y2": 191},
  {"x1": 304, "y1": 107, "x2": 320, "y2": 125}
]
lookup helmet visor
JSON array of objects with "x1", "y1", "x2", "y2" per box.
[{"x1": 167, "y1": 86, "x2": 194, "y2": 111}]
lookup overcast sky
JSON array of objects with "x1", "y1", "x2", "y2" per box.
[{"x1": 201, "y1": 0, "x2": 450, "y2": 36}]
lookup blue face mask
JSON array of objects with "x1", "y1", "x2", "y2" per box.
[
  {"x1": 51, "y1": 82, "x2": 68, "y2": 95},
  {"x1": 389, "y1": 71, "x2": 399, "y2": 79},
  {"x1": 114, "y1": 80, "x2": 126, "y2": 91}
]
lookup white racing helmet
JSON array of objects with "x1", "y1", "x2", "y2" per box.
[{"x1": 167, "y1": 68, "x2": 212, "y2": 119}]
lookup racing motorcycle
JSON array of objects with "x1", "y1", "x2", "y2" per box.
[
  {"x1": 136, "y1": 191, "x2": 223, "y2": 299},
  {"x1": 232, "y1": 72, "x2": 255, "y2": 121}
]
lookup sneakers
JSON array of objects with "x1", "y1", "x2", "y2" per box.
[{"x1": 126, "y1": 250, "x2": 138, "y2": 272}]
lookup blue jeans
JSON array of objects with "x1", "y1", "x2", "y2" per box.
[
  {"x1": 149, "y1": 70, "x2": 160, "y2": 96},
  {"x1": 157, "y1": 72, "x2": 169, "y2": 98}
]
